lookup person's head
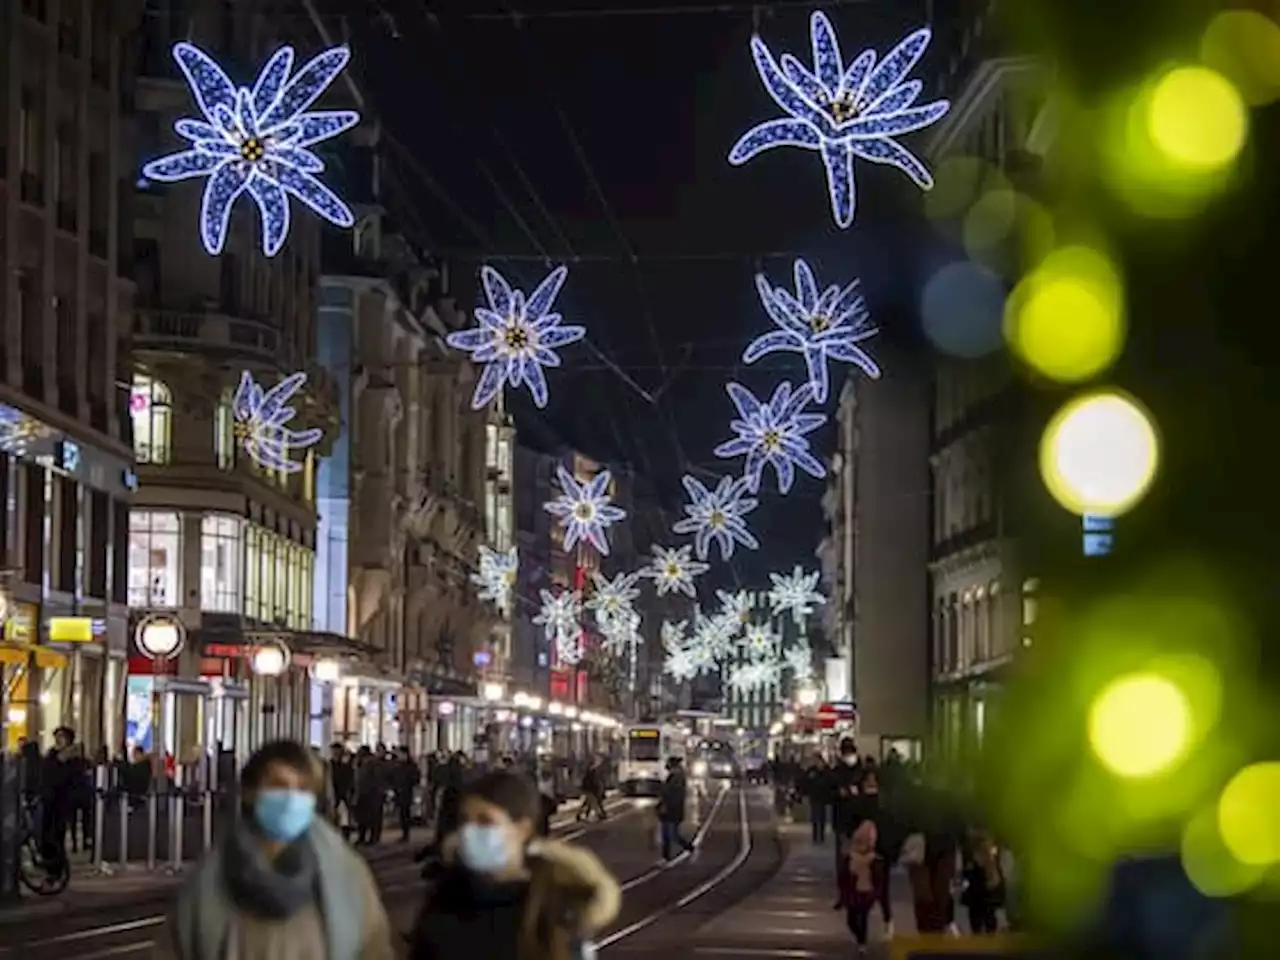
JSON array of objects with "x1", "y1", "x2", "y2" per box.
[
  {"x1": 666, "y1": 756, "x2": 683, "y2": 773},
  {"x1": 240, "y1": 740, "x2": 322, "y2": 845},
  {"x1": 53, "y1": 727, "x2": 75, "y2": 750},
  {"x1": 456, "y1": 770, "x2": 541, "y2": 877},
  {"x1": 860, "y1": 772, "x2": 879, "y2": 795},
  {"x1": 330, "y1": 742, "x2": 345, "y2": 760},
  {"x1": 852, "y1": 819, "x2": 877, "y2": 853},
  {"x1": 838, "y1": 738, "x2": 858, "y2": 765}
]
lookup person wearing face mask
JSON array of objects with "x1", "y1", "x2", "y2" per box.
[
  {"x1": 154, "y1": 739, "x2": 394, "y2": 960},
  {"x1": 409, "y1": 769, "x2": 621, "y2": 960}
]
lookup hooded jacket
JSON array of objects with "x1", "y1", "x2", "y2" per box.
[{"x1": 410, "y1": 834, "x2": 621, "y2": 960}]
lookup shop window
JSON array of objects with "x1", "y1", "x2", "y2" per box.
[
  {"x1": 87, "y1": 491, "x2": 108, "y2": 599},
  {"x1": 200, "y1": 513, "x2": 242, "y2": 613},
  {"x1": 128, "y1": 510, "x2": 181, "y2": 608},
  {"x1": 21, "y1": 462, "x2": 45, "y2": 585},
  {"x1": 244, "y1": 525, "x2": 262, "y2": 620},
  {"x1": 54, "y1": 475, "x2": 78, "y2": 594},
  {"x1": 131, "y1": 374, "x2": 172, "y2": 464}
]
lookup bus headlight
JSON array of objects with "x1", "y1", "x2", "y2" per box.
[{"x1": 692, "y1": 761, "x2": 708, "y2": 778}]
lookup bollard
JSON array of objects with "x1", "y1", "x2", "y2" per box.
[
  {"x1": 146, "y1": 788, "x2": 158, "y2": 871},
  {"x1": 90, "y1": 765, "x2": 112, "y2": 875},
  {"x1": 168, "y1": 766, "x2": 185, "y2": 874}
]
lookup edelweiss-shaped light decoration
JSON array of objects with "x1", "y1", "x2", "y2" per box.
[
  {"x1": 664, "y1": 646, "x2": 700, "y2": 682},
  {"x1": 768, "y1": 566, "x2": 826, "y2": 621},
  {"x1": 472, "y1": 546, "x2": 518, "y2": 612},
  {"x1": 544, "y1": 465, "x2": 626, "y2": 556},
  {"x1": 691, "y1": 610, "x2": 740, "y2": 663},
  {"x1": 714, "y1": 381, "x2": 826, "y2": 494},
  {"x1": 142, "y1": 44, "x2": 359, "y2": 257},
  {"x1": 728, "y1": 13, "x2": 950, "y2": 228},
  {"x1": 661, "y1": 620, "x2": 689, "y2": 653},
  {"x1": 600, "y1": 609, "x2": 642, "y2": 657},
  {"x1": 716, "y1": 590, "x2": 755, "y2": 632},
  {"x1": 784, "y1": 641, "x2": 815, "y2": 680},
  {"x1": 671, "y1": 474, "x2": 760, "y2": 562},
  {"x1": 231, "y1": 371, "x2": 323, "y2": 473},
  {"x1": 446, "y1": 266, "x2": 585, "y2": 410},
  {"x1": 533, "y1": 589, "x2": 584, "y2": 665},
  {"x1": 746, "y1": 259, "x2": 880, "y2": 404},
  {"x1": 643, "y1": 545, "x2": 709, "y2": 598},
  {"x1": 742, "y1": 623, "x2": 778, "y2": 660},
  {"x1": 586, "y1": 571, "x2": 641, "y2": 626},
  {"x1": 729, "y1": 659, "x2": 782, "y2": 695}
]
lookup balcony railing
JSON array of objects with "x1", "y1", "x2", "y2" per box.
[{"x1": 133, "y1": 308, "x2": 280, "y2": 363}]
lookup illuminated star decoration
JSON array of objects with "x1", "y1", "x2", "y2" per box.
[
  {"x1": 714, "y1": 381, "x2": 826, "y2": 494},
  {"x1": 643, "y1": 545, "x2": 709, "y2": 598},
  {"x1": 543, "y1": 465, "x2": 626, "y2": 556},
  {"x1": 746, "y1": 259, "x2": 880, "y2": 404},
  {"x1": 533, "y1": 589, "x2": 583, "y2": 665},
  {"x1": 784, "y1": 641, "x2": 815, "y2": 680},
  {"x1": 691, "y1": 610, "x2": 739, "y2": 663},
  {"x1": 661, "y1": 620, "x2": 689, "y2": 652},
  {"x1": 717, "y1": 589, "x2": 755, "y2": 629},
  {"x1": 231, "y1": 371, "x2": 323, "y2": 473},
  {"x1": 472, "y1": 545, "x2": 518, "y2": 613},
  {"x1": 743, "y1": 623, "x2": 778, "y2": 660},
  {"x1": 729, "y1": 659, "x2": 782, "y2": 695},
  {"x1": 768, "y1": 566, "x2": 826, "y2": 622},
  {"x1": 728, "y1": 13, "x2": 950, "y2": 229},
  {"x1": 446, "y1": 265, "x2": 585, "y2": 410},
  {"x1": 600, "y1": 609, "x2": 642, "y2": 658},
  {"x1": 141, "y1": 43, "x2": 359, "y2": 257},
  {"x1": 664, "y1": 646, "x2": 700, "y2": 682},
  {"x1": 586, "y1": 571, "x2": 641, "y2": 627},
  {"x1": 671, "y1": 475, "x2": 760, "y2": 562}
]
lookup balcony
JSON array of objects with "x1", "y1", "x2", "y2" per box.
[{"x1": 133, "y1": 308, "x2": 280, "y2": 364}]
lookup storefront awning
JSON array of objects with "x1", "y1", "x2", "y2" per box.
[{"x1": 0, "y1": 643, "x2": 69, "y2": 668}]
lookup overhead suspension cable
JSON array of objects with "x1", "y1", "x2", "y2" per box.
[{"x1": 459, "y1": 0, "x2": 871, "y2": 22}]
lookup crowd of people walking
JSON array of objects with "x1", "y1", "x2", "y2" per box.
[{"x1": 771, "y1": 737, "x2": 1015, "y2": 955}]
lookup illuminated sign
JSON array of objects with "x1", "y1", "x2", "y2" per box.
[
  {"x1": 123, "y1": 469, "x2": 139, "y2": 492},
  {"x1": 629, "y1": 729, "x2": 660, "y2": 738},
  {"x1": 46, "y1": 617, "x2": 94, "y2": 643},
  {"x1": 57, "y1": 440, "x2": 81, "y2": 473},
  {"x1": 1083, "y1": 514, "x2": 1115, "y2": 556}
]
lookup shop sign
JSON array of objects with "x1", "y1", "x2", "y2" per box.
[
  {"x1": 46, "y1": 617, "x2": 96, "y2": 643},
  {"x1": 817, "y1": 702, "x2": 839, "y2": 728}
]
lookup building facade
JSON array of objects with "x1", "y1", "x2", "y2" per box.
[
  {"x1": 923, "y1": 53, "x2": 1051, "y2": 759},
  {"x1": 0, "y1": 0, "x2": 143, "y2": 756},
  {"x1": 125, "y1": 0, "x2": 341, "y2": 761}
]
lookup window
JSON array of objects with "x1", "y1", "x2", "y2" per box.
[
  {"x1": 200, "y1": 513, "x2": 242, "y2": 613},
  {"x1": 302, "y1": 451, "x2": 315, "y2": 504},
  {"x1": 244, "y1": 525, "x2": 262, "y2": 619},
  {"x1": 18, "y1": 88, "x2": 43, "y2": 177},
  {"x1": 128, "y1": 510, "x2": 181, "y2": 608},
  {"x1": 214, "y1": 388, "x2": 236, "y2": 470},
  {"x1": 273, "y1": 535, "x2": 288, "y2": 621},
  {"x1": 285, "y1": 543, "x2": 302, "y2": 628},
  {"x1": 131, "y1": 374, "x2": 172, "y2": 464},
  {"x1": 260, "y1": 531, "x2": 277, "y2": 620}
]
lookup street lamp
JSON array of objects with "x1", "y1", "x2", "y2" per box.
[
  {"x1": 482, "y1": 681, "x2": 505, "y2": 703},
  {"x1": 796, "y1": 683, "x2": 819, "y2": 708},
  {"x1": 251, "y1": 641, "x2": 290, "y2": 677},
  {"x1": 312, "y1": 657, "x2": 342, "y2": 684},
  {"x1": 135, "y1": 613, "x2": 186, "y2": 661}
]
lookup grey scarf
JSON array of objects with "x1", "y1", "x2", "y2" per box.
[{"x1": 221, "y1": 822, "x2": 319, "y2": 920}]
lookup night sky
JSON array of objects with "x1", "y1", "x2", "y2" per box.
[{"x1": 349, "y1": 1, "x2": 965, "y2": 589}]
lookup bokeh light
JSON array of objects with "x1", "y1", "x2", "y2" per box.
[
  {"x1": 1199, "y1": 10, "x2": 1280, "y2": 108},
  {"x1": 1039, "y1": 390, "x2": 1159, "y2": 517},
  {"x1": 920, "y1": 260, "x2": 1006, "y2": 358},
  {"x1": 1217, "y1": 762, "x2": 1280, "y2": 867},
  {"x1": 1088, "y1": 673, "x2": 1191, "y2": 778},
  {"x1": 1182, "y1": 805, "x2": 1267, "y2": 898},
  {"x1": 1005, "y1": 246, "x2": 1126, "y2": 383},
  {"x1": 1146, "y1": 66, "x2": 1248, "y2": 173}
]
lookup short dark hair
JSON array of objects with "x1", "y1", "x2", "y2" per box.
[
  {"x1": 463, "y1": 770, "x2": 541, "y2": 824},
  {"x1": 241, "y1": 739, "x2": 320, "y2": 793}
]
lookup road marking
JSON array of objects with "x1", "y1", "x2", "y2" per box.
[{"x1": 598, "y1": 785, "x2": 752, "y2": 950}]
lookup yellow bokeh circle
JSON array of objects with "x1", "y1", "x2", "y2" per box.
[
  {"x1": 1005, "y1": 246, "x2": 1126, "y2": 384},
  {"x1": 1088, "y1": 673, "x2": 1191, "y2": 779},
  {"x1": 1147, "y1": 66, "x2": 1247, "y2": 172},
  {"x1": 1200, "y1": 11, "x2": 1280, "y2": 108},
  {"x1": 1217, "y1": 762, "x2": 1280, "y2": 867},
  {"x1": 1039, "y1": 390, "x2": 1159, "y2": 517}
]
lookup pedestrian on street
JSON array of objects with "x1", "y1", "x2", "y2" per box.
[
  {"x1": 329, "y1": 744, "x2": 356, "y2": 839},
  {"x1": 576, "y1": 756, "x2": 607, "y2": 822},
  {"x1": 433, "y1": 753, "x2": 467, "y2": 846},
  {"x1": 152, "y1": 738, "x2": 394, "y2": 960},
  {"x1": 838, "y1": 820, "x2": 889, "y2": 956},
  {"x1": 407, "y1": 769, "x2": 620, "y2": 960},
  {"x1": 961, "y1": 830, "x2": 1006, "y2": 934},
  {"x1": 657, "y1": 756, "x2": 695, "y2": 861},
  {"x1": 40, "y1": 727, "x2": 79, "y2": 868},
  {"x1": 801, "y1": 756, "x2": 832, "y2": 843},
  {"x1": 829, "y1": 738, "x2": 864, "y2": 892},
  {"x1": 394, "y1": 747, "x2": 422, "y2": 842}
]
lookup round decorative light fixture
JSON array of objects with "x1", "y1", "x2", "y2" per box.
[
  {"x1": 135, "y1": 613, "x2": 186, "y2": 660},
  {"x1": 311, "y1": 657, "x2": 342, "y2": 683},
  {"x1": 481, "y1": 681, "x2": 505, "y2": 702},
  {"x1": 251, "y1": 641, "x2": 290, "y2": 677}
]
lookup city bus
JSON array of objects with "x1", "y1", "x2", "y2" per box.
[{"x1": 618, "y1": 722, "x2": 685, "y2": 796}]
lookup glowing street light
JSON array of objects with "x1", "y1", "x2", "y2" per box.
[
  {"x1": 251, "y1": 641, "x2": 290, "y2": 677},
  {"x1": 311, "y1": 657, "x2": 342, "y2": 684}
]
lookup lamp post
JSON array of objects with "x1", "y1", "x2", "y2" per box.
[
  {"x1": 134, "y1": 613, "x2": 187, "y2": 784},
  {"x1": 250, "y1": 639, "x2": 290, "y2": 744}
]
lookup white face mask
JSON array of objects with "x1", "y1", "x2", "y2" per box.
[{"x1": 843, "y1": 755, "x2": 859, "y2": 767}]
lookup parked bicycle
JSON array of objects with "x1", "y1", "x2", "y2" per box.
[{"x1": 18, "y1": 799, "x2": 70, "y2": 896}]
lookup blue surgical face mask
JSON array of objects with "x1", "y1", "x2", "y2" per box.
[
  {"x1": 458, "y1": 823, "x2": 512, "y2": 875},
  {"x1": 254, "y1": 788, "x2": 316, "y2": 842}
]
